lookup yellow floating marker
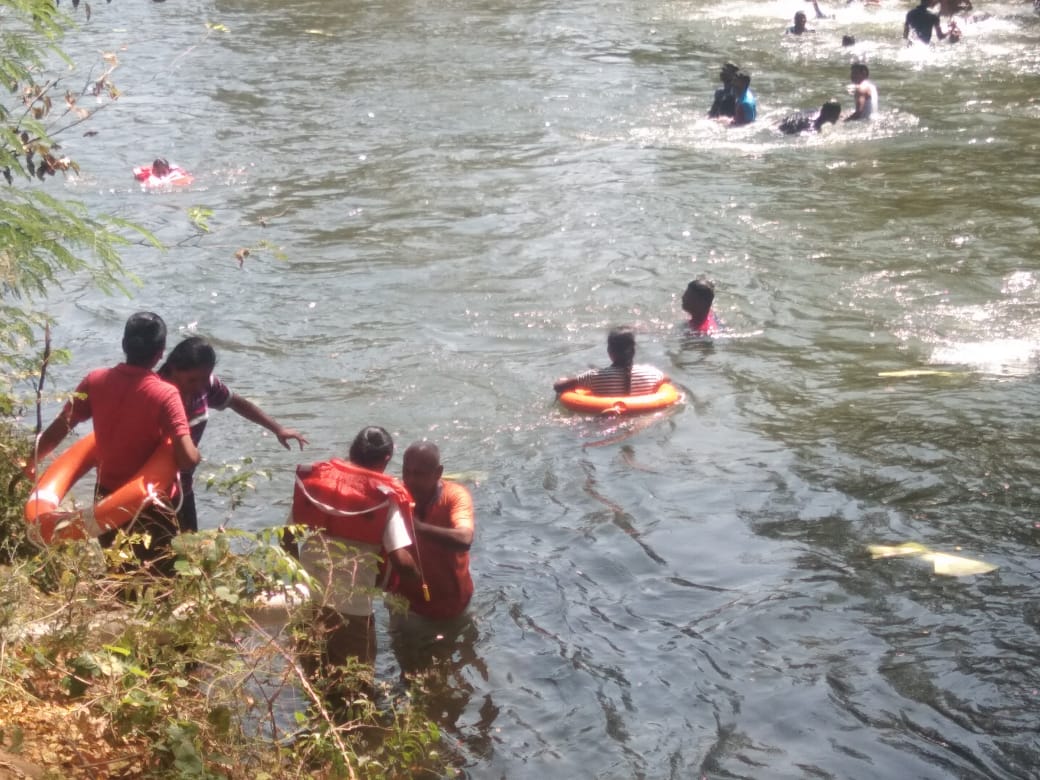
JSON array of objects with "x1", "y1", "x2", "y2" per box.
[{"x1": 868, "y1": 542, "x2": 997, "y2": 576}]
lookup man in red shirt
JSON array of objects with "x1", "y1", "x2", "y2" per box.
[
  {"x1": 389, "y1": 440, "x2": 475, "y2": 673},
  {"x1": 34, "y1": 312, "x2": 199, "y2": 570}
]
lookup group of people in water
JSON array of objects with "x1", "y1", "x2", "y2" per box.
[
  {"x1": 27, "y1": 312, "x2": 475, "y2": 685},
  {"x1": 711, "y1": 0, "x2": 977, "y2": 135},
  {"x1": 24, "y1": 279, "x2": 719, "y2": 688}
]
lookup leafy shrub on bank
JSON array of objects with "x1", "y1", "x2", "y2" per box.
[{"x1": 0, "y1": 522, "x2": 451, "y2": 778}]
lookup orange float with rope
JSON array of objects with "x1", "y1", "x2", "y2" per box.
[
  {"x1": 24, "y1": 432, "x2": 179, "y2": 544},
  {"x1": 558, "y1": 382, "x2": 683, "y2": 415}
]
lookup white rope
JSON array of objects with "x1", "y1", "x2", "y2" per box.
[{"x1": 293, "y1": 473, "x2": 390, "y2": 518}]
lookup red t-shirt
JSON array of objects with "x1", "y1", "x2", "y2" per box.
[
  {"x1": 64, "y1": 364, "x2": 190, "y2": 492},
  {"x1": 392, "y1": 481, "x2": 475, "y2": 620}
]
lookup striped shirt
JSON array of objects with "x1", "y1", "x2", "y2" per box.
[{"x1": 575, "y1": 364, "x2": 666, "y2": 396}]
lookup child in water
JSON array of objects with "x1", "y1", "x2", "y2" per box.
[
  {"x1": 554, "y1": 326, "x2": 669, "y2": 396},
  {"x1": 682, "y1": 278, "x2": 719, "y2": 335},
  {"x1": 159, "y1": 336, "x2": 308, "y2": 532}
]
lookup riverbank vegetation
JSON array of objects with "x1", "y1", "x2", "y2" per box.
[{"x1": 1, "y1": 1, "x2": 451, "y2": 776}]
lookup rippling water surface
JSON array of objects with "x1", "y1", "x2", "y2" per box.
[{"x1": 36, "y1": 0, "x2": 1040, "y2": 775}]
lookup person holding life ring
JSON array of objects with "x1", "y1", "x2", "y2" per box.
[
  {"x1": 554, "y1": 325, "x2": 671, "y2": 399},
  {"x1": 30, "y1": 313, "x2": 200, "y2": 573}
]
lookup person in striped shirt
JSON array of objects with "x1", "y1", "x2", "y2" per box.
[{"x1": 553, "y1": 326, "x2": 669, "y2": 397}]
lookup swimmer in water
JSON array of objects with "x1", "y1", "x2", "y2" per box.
[
  {"x1": 904, "y1": 0, "x2": 949, "y2": 43},
  {"x1": 788, "y1": 11, "x2": 813, "y2": 34},
  {"x1": 554, "y1": 326, "x2": 669, "y2": 396},
  {"x1": 845, "y1": 64, "x2": 877, "y2": 121},
  {"x1": 709, "y1": 62, "x2": 740, "y2": 119},
  {"x1": 682, "y1": 278, "x2": 720, "y2": 335},
  {"x1": 732, "y1": 71, "x2": 757, "y2": 126},
  {"x1": 779, "y1": 100, "x2": 842, "y2": 135}
]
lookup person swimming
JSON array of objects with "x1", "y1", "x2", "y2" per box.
[
  {"x1": 553, "y1": 326, "x2": 669, "y2": 396},
  {"x1": 682, "y1": 278, "x2": 720, "y2": 334}
]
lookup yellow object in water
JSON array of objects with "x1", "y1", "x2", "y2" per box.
[{"x1": 867, "y1": 542, "x2": 997, "y2": 576}]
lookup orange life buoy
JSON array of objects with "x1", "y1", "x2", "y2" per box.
[
  {"x1": 558, "y1": 382, "x2": 683, "y2": 415},
  {"x1": 24, "y1": 432, "x2": 178, "y2": 544},
  {"x1": 133, "y1": 165, "x2": 193, "y2": 189}
]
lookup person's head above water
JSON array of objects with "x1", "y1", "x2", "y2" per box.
[
  {"x1": 349, "y1": 425, "x2": 394, "y2": 471},
  {"x1": 682, "y1": 278, "x2": 716, "y2": 323},
  {"x1": 160, "y1": 336, "x2": 217, "y2": 397},
  {"x1": 122, "y1": 311, "x2": 167, "y2": 367},
  {"x1": 607, "y1": 326, "x2": 637, "y2": 368},
  {"x1": 151, "y1": 158, "x2": 171, "y2": 177},
  {"x1": 817, "y1": 100, "x2": 842, "y2": 126},
  {"x1": 734, "y1": 71, "x2": 751, "y2": 93},
  {"x1": 719, "y1": 62, "x2": 739, "y2": 86},
  {"x1": 850, "y1": 63, "x2": 869, "y2": 83},
  {"x1": 792, "y1": 11, "x2": 808, "y2": 31},
  {"x1": 402, "y1": 440, "x2": 444, "y2": 506},
  {"x1": 842, "y1": 34, "x2": 856, "y2": 47}
]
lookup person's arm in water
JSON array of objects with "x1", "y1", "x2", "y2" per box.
[
  {"x1": 812, "y1": 0, "x2": 827, "y2": 17},
  {"x1": 227, "y1": 393, "x2": 308, "y2": 450}
]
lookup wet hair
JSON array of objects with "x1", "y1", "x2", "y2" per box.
[
  {"x1": 820, "y1": 100, "x2": 842, "y2": 123},
  {"x1": 607, "y1": 326, "x2": 637, "y2": 394},
  {"x1": 122, "y1": 312, "x2": 167, "y2": 366},
  {"x1": 160, "y1": 336, "x2": 217, "y2": 376},
  {"x1": 349, "y1": 426, "x2": 394, "y2": 469},
  {"x1": 852, "y1": 63, "x2": 870, "y2": 78},
  {"x1": 152, "y1": 158, "x2": 170, "y2": 176},
  {"x1": 842, "y1": 34, "x2": 856, "y2": 46},
  {"x1": 685, "y1": 278, "x2": 715, "y2": 309},
  {"x1": 794, "y1": 11, "x2": 807, "y2": 22},
  {"x1": 735, "y1": 71, "x2": 751, "y2": 87}
]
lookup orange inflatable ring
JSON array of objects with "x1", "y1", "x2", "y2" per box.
[
  {"x1": 24, "y1": 432, "x2": 178, "y2": 544},
  {"x1": 133, "y1": 165, "x2": 193, "y2": 189},
  {"x1": 558, "y1": 382, "x2": 683, "y2": 415}
]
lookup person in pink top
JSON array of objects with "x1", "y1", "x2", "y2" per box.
[{"x1": 682, "y1": 278, "x2": 720, "y2": 335}]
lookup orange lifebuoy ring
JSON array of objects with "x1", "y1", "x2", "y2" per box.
[
  {"x1": 558, "y1": 382, "x2": 683, "y2": 415},
  {"x1": 24, "y1": 432, "x2": 178, "y2": 544},
  {"x1": 133, "y1": 165, "x2": 193, "y2": 189}
]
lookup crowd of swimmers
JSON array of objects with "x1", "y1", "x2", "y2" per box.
[{"x1": 711, "y1": 0, "x2": 982, "y2": 136}]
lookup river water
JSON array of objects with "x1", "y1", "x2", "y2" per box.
[{"x1": 31, "y1": 0, "x2": 1040, "y2": 776}]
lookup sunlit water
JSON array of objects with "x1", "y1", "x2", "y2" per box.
[{"x1": 24, "y1": 0, "x2": 1040, "y2": 775}]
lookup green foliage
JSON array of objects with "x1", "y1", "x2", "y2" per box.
[
  {"x1": 0, "y1": 0, "x2": 160, "y2": 413},
  {"x1": 0, "y1": 528, "x2": 452, "y2": 777}
]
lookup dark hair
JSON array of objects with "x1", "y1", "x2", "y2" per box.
[
  {"x1": 349, "y1": 426, "x2": 394, "y2": 469},
  {"x1": 736, "y1": 71, "x2": 751, "y2": 86},
  {"x1": 842, "y1": 34, "x2": 856, "y2": 46},
  {"x1": 122, "y1": 312, "x2": 167, "y2": 366},
  {"x1": 160, "y1": 336, "x2": 217, "y2": 376},
  {"x1": 607, "y1": 326, "x2": 637, "y2": 394},
  {"x1": 152, "y1": 158, "x2": 170, "y2": 176},
  {"x1": 685, "y1": 278, "x2": 715, "y2": 307}
]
